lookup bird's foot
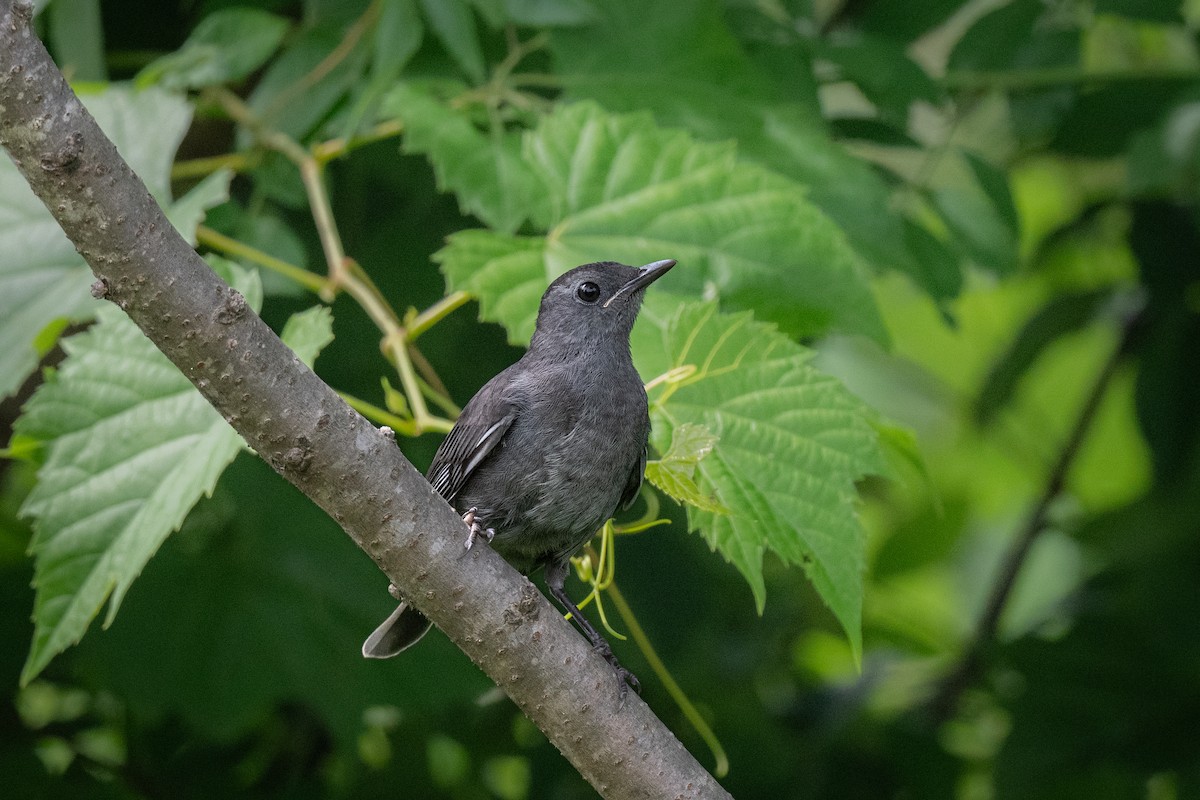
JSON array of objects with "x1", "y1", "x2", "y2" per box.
[
  {"x1": 462, "y1": 507, "x2": 496, "y2": 551},
  {"x1": 593, "y1": 640, "x2": 640, "y2": 701}
]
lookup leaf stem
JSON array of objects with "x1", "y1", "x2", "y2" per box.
[
  {"x1": 171, "y1": 151, "x2": 259, "y2": 181},
  {"x1": 405, "y1": 291, "x2": 472, "y2": 340},
  {"x1": 204, "y1": 87, "x2": 457, "y2": 435},
  {"x1": 259, "y1": 0, "x2": 383, "y2": 127},
  {"x1": 338, "y1": 391, "x2": 419, "y2": 437},
  {"x1": 169, "y1": 118, "x2": 404, "y2": 183},
  {"x1": 312, "y1": 118, "x2": 405, "y2": 165},
  {"x1": 607, "y1": 581, "x2": 730, "y2": 778},
  {"x1": 196, "y1": 225, "x2": 327, "y2": 294}
]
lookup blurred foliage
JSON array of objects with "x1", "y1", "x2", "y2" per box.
[{"x1": 2, "y1": 0, "x2": 1199, "y2": 797}]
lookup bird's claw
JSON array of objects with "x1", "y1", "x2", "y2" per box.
[
  {"x1": 462, "y1": 507, "x2": 496, "y2": 551},
  {"x1": 593, "y1": 641, "x2": 640, "y2": 700}
]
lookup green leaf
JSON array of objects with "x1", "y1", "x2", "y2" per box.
[
  {"x1": 547, "y1": 0, "x2": 915, "y2": 280},
  {"x1": 17, "y1": 262, "x2": 333, "y2": 684},
  {"x1": 858, "y1": 0, "x2": 970, "y2": 42},
  {"x1": 418, "y1": 0, "x2": 485, "y2": 83},
  {"x1": 898, "y1": 219, "x2": 963, "y2": 303},
  {"x1": 437, "y1": 102, "x2": 886, "y2": 344},
  {"x1": 964, "y1": 151, "x2": 1019, "y2": 235},
  {"x1": 280, "y1": 305, "x2": 336, "y2": 367},
  {"x1": 815, "y1": 34, "x2": 941, "y2": 124},
  {"x1": 243, "y1": 28, "x2": 369, "y2": 144},
  {"x1": 0, "y1": 86, "x2": 193, "y2": 400},
  {"x1": 48, "y1": 0, "x2": 107, "y2": 81},
  {"x1": 931, "y1": 184, "x2": 1018, "y2": 275},
  {"x1": 137, "y1": 8, "x2": 290, "y2": 90},
  {"x1": 500, "y1": 0, "x2": 597, "y2": 26},
  {"x1": 383, "y1": 83, "x2": 543, "y2": 233},
  {"x1": 163, "y1": 168, "x2": 234, "y2": 247},
  {"x1": 376, "y1": 0, "x2": 425, "y2": 75},
  {"x1": 69, "y1": 455, "x2": 491, "y2": 745},
  {"x1": 929, "y1": 151, "x2": 1019, "y2": 276},
  {"x1": 645, "y1": 423, "x2": 728, "y2": 514},
  {"x1": 947, "y1": 0, "x2": 1043, "y2": 72},
  {"x1": 436, "y1": 231, "x2": 547, "y2": 344},
  {"x1": 338, "y1": 0, "x2": 425, "y2": 140},
  {"x1": 641, "y1": 300, "x2": 886, "y2": 663}
]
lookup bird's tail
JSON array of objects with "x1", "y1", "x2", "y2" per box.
[{"x1": 361, "y1": 601, "x2": 433, "y2": 658}]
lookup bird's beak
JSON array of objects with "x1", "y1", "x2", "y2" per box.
[{"x1": 603, "y1": 259, "x2": 676, "y2": 308}]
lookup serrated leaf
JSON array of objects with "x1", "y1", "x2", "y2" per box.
[
  {"x1": 657, "y1": 422, "x2": 718, "y2": 465},
  {"x1": 436, "y1": 102, "x2": 886, "y2": 344},
  {"x1": 646, "y1": 423, "x2": 727, "y2": 513},
  {"x1": 383, "y1": 83, "x2": 543, "y2": 233},
  {"x1": 646, "y1": 464, "x2": 728, "y2": 514},
  {"x1": 164, "y1": 168, "x2": 234, "y2": 247},
  {"x1": 547, "y1": 0, "x2": 916, "y2": 279},
  {"x1": 70, "y1": 455, "x2": 492, "y2": 745},
  {"x1": 16, "y1": 262, "x2": 334, "y2": 684},
  {"x1": 0, "y1": 86, "x2": 199, "y2": 400},
  {"x1": 641, "y1": 301, "x2": 885, "y2": 664},
  {"x1": 137, "y1": 8, "x2": 290, "y2": 90},
  {"x1": 280, "y1": 306, "x2": 335, "y2": 367},
  {"x1": 436, "y1": 231, "x2": 548, "y2": 343}
]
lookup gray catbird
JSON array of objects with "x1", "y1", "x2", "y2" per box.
[{"x1": 362, "y1": 258, "x2": 676, "y2": 695}]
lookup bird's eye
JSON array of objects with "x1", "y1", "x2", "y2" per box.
[{"x1": 576, "y1": 281, "x2": 601, "y2": 304}]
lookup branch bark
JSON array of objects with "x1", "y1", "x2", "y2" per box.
[{"x1": 0, "y1": 4, "x2": 729, "y2": 797}]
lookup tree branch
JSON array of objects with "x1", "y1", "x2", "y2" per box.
[
  {"x1": 926, "y1": 303, "x2": 1142, "y2": 723},
  {"x1": 0, "y1": 4, "x2": 729, "y2": 797}
]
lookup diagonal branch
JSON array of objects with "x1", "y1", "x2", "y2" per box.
[
  {"x1": 0, "y1": 4, "x2": 728, "y2": 797},
  {"x1": 927, "y1": 300, "x2": 1142, "y2": 723}
]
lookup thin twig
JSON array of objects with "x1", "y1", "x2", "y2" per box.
[
  {"x1": 259, "y1": 0, "x2": 383, "y2": 126},
  {"x1": 312, "y1": 118, "x2": 405, "y2": 165},
  {"x1": 196, "y1": 226, "x2": 327, "y2": 294},
  {"x1": 205, "y1": 88, "x2": 456, "y2": 434},
  {"x1": 406, "y1": 290, "x2": 471, "y2": 339},
  {"x1": 171, "y1": 151, "x2": 259, "y2": 180},
  {"x1": 927, "y1": 308, "x2": 1141, "y2": 722}
]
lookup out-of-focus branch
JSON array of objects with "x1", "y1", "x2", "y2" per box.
[{"x1": 927, "y1": 306, "x2": 1141, "y2": 723}]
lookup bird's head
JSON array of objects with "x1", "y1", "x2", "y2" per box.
[{"x1": 529, "y1": 259, "x2": 676, "y2": 355}]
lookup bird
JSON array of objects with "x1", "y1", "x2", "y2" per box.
[{"x1": 362, "y1": 258, "x2": 676, "y2": 696}]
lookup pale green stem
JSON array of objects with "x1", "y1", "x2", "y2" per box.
[
  {"x1": 172, "y1": 151, "x2": 259, "y2": 181},
  {"x1": 607, "y1": 582, "x2": 730, "y2": 779},
  {"x1": 339, "y1": 392, "x2": 419, "y2": 438},
  {"x1": 406, "y1": 291, "x2": 472, "y2": 340},
  {"x1": 196, "y1": 226, "x2": 327, "y2": 294}
]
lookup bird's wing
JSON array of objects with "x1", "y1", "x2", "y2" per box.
[
  {"x1": 617, "y1": 445, "x2": 646, "y2": 511},
  {"x1": 426, "y1": 391, "x2": 518, "y2": 502}
]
